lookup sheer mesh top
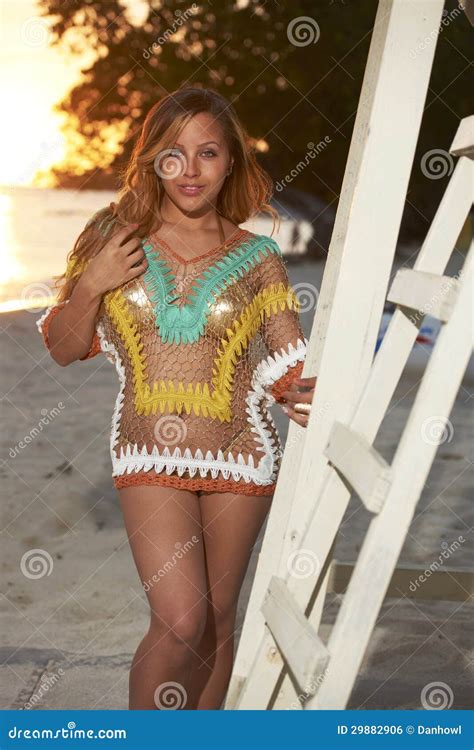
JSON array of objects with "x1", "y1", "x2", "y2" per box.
[{"x1": 37, "y1": 218, "x2": 308, "y2": 497}]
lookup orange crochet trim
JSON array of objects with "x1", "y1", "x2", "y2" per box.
[
  {"x1": 270, "y1": 360, "x2": 304, "y2": 403},
  {"x1": 40, "y1": 303, "x2": 102, "y2": 360},
  {"x1": 114, "y1": 471, "x2": 277, "y2": 497}
]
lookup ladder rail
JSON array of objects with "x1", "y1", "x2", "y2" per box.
[
  {"x1": 232, "y1": 140, "x2": 472, "y2": 710},
  {"x1": 310, "y1": 245, "x2": 473, "y2": 708}
]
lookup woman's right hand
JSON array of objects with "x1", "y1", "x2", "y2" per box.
[{"x1": 82, "y1": 224, "x2": 148, "y2": 297}]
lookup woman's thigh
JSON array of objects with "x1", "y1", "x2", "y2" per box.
[
  {"x1": 197, "y1": 490, "x2": 274, "y2": 623},
  {"x1": 118, "y1": 483, "x2": 208, "y2": 633}
]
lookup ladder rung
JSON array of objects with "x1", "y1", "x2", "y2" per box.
[
  {"x1": 324, "y1": 422, "x2": 391, "y2": 513},
  {"x1": 261, "y1": 576, "x2": 329, "y2": 698},
  {"x1": 450, "y1": 115, "x2": 474, "y2": 157},
  {"x1": 387, "y1": 268, "x2": 459, "y2": 322}
]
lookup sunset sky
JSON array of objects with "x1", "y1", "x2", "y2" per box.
[{"x1": 0, "y1": 0, "x2": 147, "y2": 186}]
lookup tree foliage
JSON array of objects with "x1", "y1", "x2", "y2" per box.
[{"x1": 38, "y1": 0, "x2": 472, "y2": 241}]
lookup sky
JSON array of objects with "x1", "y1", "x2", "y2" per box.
[{"x1": 0, "y1": 0, "x2": 147, "y2": 186}]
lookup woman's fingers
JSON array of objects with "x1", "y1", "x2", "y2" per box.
[
  {"x1": 293, "y1": 376, "x2": 317, "y2": 389},
  {"x1": 279, "y1": 376, "x2": 317, "y2": 404},
  {"x1": 280, "y1": 389, "x2": 313, "y2": 405},
  {"x1": 281, "y1": 403, "x2": 309, "y2": 428},
  {"x1": 125, "y1": 259, "x2": 149, "y2": 281},
  {"x1": 126, "y1": 248, "x2": 147, "y2": 268},
  {"x1": 112, "y1": 224, "x2": 140, "y2": 247},
  {"x1": 121, "y1": 236, "x2": 144, "y2": 255}
]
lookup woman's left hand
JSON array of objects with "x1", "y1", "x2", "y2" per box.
[{"x1": 279, "y1": 376, "x2": 317, "y2": 427}]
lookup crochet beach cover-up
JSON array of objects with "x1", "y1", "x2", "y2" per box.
[{"x1": 37, "y1": 212, "x2": 308, "y2": 497}]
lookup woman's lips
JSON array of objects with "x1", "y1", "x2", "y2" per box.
[{"x1": 178, "y1": 185, "x2": 205, "y2": 196}]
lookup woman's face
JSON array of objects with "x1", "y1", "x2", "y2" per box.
[{"x1": 156, "y1": 112, "x2": 233, "y2": 216}]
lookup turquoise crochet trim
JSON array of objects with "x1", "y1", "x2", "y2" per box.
[
  {"x1": 142, "y1": 234, "x2": 282, "y2": 345},
  {"x1": 85, "y1": 209, "x2": 117, "y2": 238}
]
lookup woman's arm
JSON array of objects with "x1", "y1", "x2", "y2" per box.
[
  {"x1": 257, "y1": 245, "x2": 309, "y2": 403},
  {"x1": 44, "y1": 276, "x2": 104, "y2": 366},
  {"x1": 39, "y1": 221, "x2": 148, "y2": 366},
  {"x1": 257, "y1": 248, "x2": 317, "y2": 426}
]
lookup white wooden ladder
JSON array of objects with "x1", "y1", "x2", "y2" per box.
[{"x1": 225, "y1": 0, "x2": 473, "y2": 711}]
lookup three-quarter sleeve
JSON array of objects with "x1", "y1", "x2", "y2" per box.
[
  {"x1": 36, "y1": 299, "x2": 102, "y2": 361},
  {"x1": 257, "y1": 241, "x2": 308, "y2": 404},
  {"x1": 36, "y1": 211, "x2": 106, "y2": 361}
]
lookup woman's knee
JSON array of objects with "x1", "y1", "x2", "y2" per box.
[
  {"x1": 206, "y1": 599, "x2": 238, "y2": 641},
  {"x1": 149, "y1": 604, "x2": 207, "y2": 650}
]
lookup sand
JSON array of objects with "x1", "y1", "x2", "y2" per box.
[{"x1": 0, "y1": 257, "x2": 472, "y2": 710}]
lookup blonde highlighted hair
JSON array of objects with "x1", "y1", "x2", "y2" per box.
[{"x1": 56, "y1": 85, "x2": 279, "y2": 302}]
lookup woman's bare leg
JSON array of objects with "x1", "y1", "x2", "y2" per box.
[
  {"x1": 186, "y1": 490, "x2": 273, "y2": 709},
  {"x1": 118, "y1": 484, "x2": 209, "y2": 710}
]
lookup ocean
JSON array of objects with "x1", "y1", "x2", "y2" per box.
[
  {"x1": 0, "y1": 185, "x2": 116, "y2": 312},
  {"x1": 0, "y1": 184, "x2": 304, "y2": 313}
]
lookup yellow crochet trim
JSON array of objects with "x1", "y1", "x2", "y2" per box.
[{"x1": 106, "y1": 283, "x2": 300, "y2": 421}]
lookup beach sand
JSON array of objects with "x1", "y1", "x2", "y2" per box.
[{"x1": 1, "y1": 258, "x2": 472, "y2": 710}]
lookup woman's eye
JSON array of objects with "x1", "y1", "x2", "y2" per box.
[{"x1": 202, "y1": 150, "x2": 217, "y2": 157}]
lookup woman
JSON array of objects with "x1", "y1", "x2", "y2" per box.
[{"x1": 37, "y1": 86, "x2": 316, "y2": 710}]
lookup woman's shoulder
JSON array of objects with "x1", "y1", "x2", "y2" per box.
[
  {"x1": 85, "y1": 205, "x2": 117, "y2": 237},
  {"x1": 242, "y1": 228, "x2": 282, "y2": 250},
  {"x1": 247, "y1": 231, "x2": 284, "y2": 262}
]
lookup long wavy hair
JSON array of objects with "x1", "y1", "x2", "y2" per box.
[{"x1": 56, "y1": 85, "x2": 279, "y2": 302}]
